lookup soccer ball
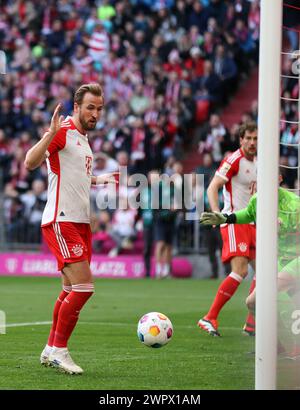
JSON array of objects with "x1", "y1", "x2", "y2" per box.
[{"x1": 137, "y1": 312, "x2": 173, "y2": 348}]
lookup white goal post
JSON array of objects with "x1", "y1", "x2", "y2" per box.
[{"x1": 255, "y1": 0, "x2": 283, "y2": 390}]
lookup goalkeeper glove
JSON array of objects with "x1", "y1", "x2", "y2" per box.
[{"x1": 200, "y1": 212, "x2": 236, "y2": 225}]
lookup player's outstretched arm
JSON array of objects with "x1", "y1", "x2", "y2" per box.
[
  {"x1": 200, "y1": 212, "x2": 236, "y2": 225},
  {"x1": 91, "y1": 172, "x2": 120, "y2": 186},
  {"x1": 24, "y1": 104, "x2": 64, "y2": 170},
  {"x1": 207, "y1": 175, "x2": 226, "y2": 212}
]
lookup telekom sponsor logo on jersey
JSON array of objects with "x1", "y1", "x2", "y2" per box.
[{"x1": 85, "y1": 156, "x2": 92, "y2": 176}]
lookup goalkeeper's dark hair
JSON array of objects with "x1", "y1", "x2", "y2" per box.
[
  {"x1": 74, "y1": 83, "x2": 103, "y2": 106},
  {"x1": 239, "y1": 121, "x2": 257, "y2": 139}
]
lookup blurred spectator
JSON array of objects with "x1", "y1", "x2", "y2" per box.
[
  {"x1": 185, "y1": 46, "x2": 205, "y2": 81},
  {"x1": 198, "y1": 114, "x2": 229, "y2": 164},
  {"x1": 213, "y1": 44, "x2": 237, "y2": 103},
  {"x1": 93, "y1": 152, "x2": 118, "y2": 176},
  {"x1": 280, "y1": 125, "x2": 299, "y2": 184},
  {"x1": 91, "y1": 211, "x2": 111, "y2": 253},
  {"x1": 196, "y1": 153, "x2": 226, "y2": 278},
  {"x1": 97, "y1": 0, "x2": 116, "y2": 22},
  {"x1": 4, "y1": 197, "x2": 26, "y2": 243},
  {"x1": 153, "y1": 165, "x2": 180, "y2": 278},
  {"x1": 129, "y1": 83, "x2": 150, "y2": 116},
  {"x1": 233, "y1": 19, "x2": 255, "y2": 59},
  {"x1": 0, "y1": 130, "x2": 12, "y2": 185},
  {"x1": 86, "y1": 20, "x2": 110, "y2": 64},
  {"x1": 0, "y1": 99, "x2": 16, "y2": 137},
  {"x1": 108, "y1": 196, "x2": 138, "y2": 257},
  {"x1": 178, "y1": 82, "x2": 196, "y2": 146},
  {"x1": 21, "y1": 179, "x2": 47, "y2": 243},
  {"x1": 187, "y1": 1, "x2": 209, "y2": 33},
  {"x1": 283, "y1": 0, "x2": 300, "y2": 52},
  {"x1": 197, "y1": 60, "x2": 222, "y2": 106},
  {"x1": 10, "y1": 38, "x2": 31, "y2": 70},
  {"x1": 196, "y1": 152, "x2": 217, "y2": 188},
  {"x1": 140, "y1": 170, "x2": 159, "y2": 277}
]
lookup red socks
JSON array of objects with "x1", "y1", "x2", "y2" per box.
[
  {"x1": 51, "y1": 284, "x2": 94, "y2": 348},
  {"x1": 47, "y1": 286, "x2": 72, "y2": 347},
  {"x1": 206, "y1": 273, "x2": 242, "y2": 320}
]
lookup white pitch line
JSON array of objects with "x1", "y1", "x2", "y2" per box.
[
  {"x1": 5, "y1": 321, "x2": 241, "y2": 331},
  {"x1": 6, "y1": 321, "x2": 52, "y2": 328},
  {"x1": 5, "y1": 321, "x2": 131, "y2": 328}
]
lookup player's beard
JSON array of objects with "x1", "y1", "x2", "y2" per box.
[
  {"x1": 79, "y1": 112, "x2": 97, "y2": 131},
  {"x1": 243, "y1": 145, "x2": 256, "y2": 159}
]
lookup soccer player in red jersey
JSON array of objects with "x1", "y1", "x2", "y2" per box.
[
  {"x1": 198, "y1": 122, "x2": 257, "y2": 336},
  {"x1": 25, "y1": 84, "x2": 118, "y2": 374}
]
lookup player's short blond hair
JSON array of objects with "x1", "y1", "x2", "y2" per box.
[
  {"x1": 239, "y1": 121, "x2": 257, "y2": 139},
  {"x1": 74, "y1": 83, "x2": 103, "y2": 105}
]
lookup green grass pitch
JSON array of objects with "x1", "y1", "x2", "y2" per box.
[{"x1": 0, "y1": 276, "x2": 255, "y2": 390}]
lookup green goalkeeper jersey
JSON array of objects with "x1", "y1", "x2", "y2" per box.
[{"x1": 234, "y1": 187, "x2": 300, "y2": 268}]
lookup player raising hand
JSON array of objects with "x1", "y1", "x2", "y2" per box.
[{"x1": 25, "y1": 83, "x2": 117, "y2": 374}]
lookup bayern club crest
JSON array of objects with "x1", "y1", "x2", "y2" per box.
[
  {"x1": 72, "y1": 244, "x2": 84, "y2": 257},
  {"x1": 238, "y1": 242, "x2": 248, "y2": 252}
]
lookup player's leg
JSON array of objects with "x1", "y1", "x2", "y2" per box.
[
  {"x1": 245, "y1": 288, "x2": 288, "y2": 355},
  {"x1": 245, "y1": 269, "x2": 298, "y2": 313},
  {"x1": 40, "y1": 274, "x2": 72, "y2": 365},
  {"x1": 246, "y1": 287, "x2": 256, "y2": 313},
  {"x1": 243, "y1": 265, "x2": 256, "y2": 336},
  {"x1": 206, "y1": 226, "x2": 219, "y2": 279},
  {"x1": 245, "y1": 265, "x2": 298, "y2": 313},
  {"x1": 49, "y1": 274, "x2": 72, "y2": 346},
  {"x1": 161, "y1": 243, "x2": 172, "y2": 278},
  {"x1": 155, "y1": 240, "x2": 165, "y2": 278},
  {"x1": 278, "y1": 258, "x2": 299, "y2": 293},
  {"x1": 155, "y1": 219, "x2": 174, "y2": 278},
  {"x1": 109, "y1": 230, "x2": 123, "y2": 256},
  {"x1": 198, "y1": 223, "x2": 252, "y2": 335},
  {"x1": 54, "y1": 260, "x2": 94, "y2": 349},
  {"x1": 246, "y1": 260, "x2": 300, "y2": 357},
  {"x1": 49, "y1": 260, "x2": 94, "y2": 374},
  {"x1": 143, "y1": 226, "x2": 153, "y2": 278},
  {"x1": 53, "y1": 260, "x2": 94, "y2": 348},
  {"x1": 40, "y1": 224, "x2": 74, "y2": 365},
  {"x1": 209, "y1": 255, "x2": 248, "y2": 316},
  {"x1": 198, "y1": 256, "x2": 248, "y2": 336},
  {"x1": 160, "y1": 221, "x2": 174, "y2": 278},
  {"x1": 277, "y1": 258, "x2": 300, "y2": 358},
  {"x1": 47, "y1": 223, "x2": 94, "y2": 374}
]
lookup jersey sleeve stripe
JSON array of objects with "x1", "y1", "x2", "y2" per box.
[
  {"x1": 226, "y1": 150, "x2": 242, "y2": 164},
  {"x1": 215, "y1": 171, "x2": 229, "y2": 181}
]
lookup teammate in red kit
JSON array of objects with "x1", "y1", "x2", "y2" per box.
[
  {"x1": 25, "y1": 83, "x2": 118, "y2": 374},
  {"x1": 198, "y1": 122, "x2": 257, "y2": 336}
]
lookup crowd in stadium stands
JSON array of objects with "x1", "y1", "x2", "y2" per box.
[{"x1": 0, "y1": 0, "x2": 297, "y2": 263}]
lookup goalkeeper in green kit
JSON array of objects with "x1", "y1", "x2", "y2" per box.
[{"x1": 200, "y1": 183, "x2": 300, "y2": 346}]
